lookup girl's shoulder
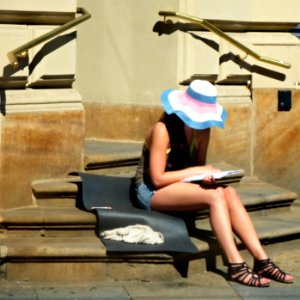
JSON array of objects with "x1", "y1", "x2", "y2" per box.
[
  {"x1": 145, "y1": 122, "x2": 170, "y2": 147},
  {"x1": 151, "y1": 122, "x2": 169, "y2": 139},
  {"x1": 153, "y1": 121, "x2": 167, "y2": 131}
]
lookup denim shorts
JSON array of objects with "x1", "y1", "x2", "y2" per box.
[{"x1": 135, "y1": 183, "x2": 156, "y2": 211}]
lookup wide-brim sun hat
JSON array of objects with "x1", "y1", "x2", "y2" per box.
[{"x1": 160, "y1": 80, "x2": 227, "y2": 130}]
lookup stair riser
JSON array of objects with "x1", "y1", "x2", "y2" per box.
[
  {"x1": 37, "y1": 198, "x2": 76, "y2": 207},
  {"x1": 2, "y1": 260, "x2": 204, "y2": 282},
  {"x1": 1, "y1": 229, "x2": 96, "y2": 238},
  {"x1": 3, "y1": 238, "x2": 299, "y2": 283}
]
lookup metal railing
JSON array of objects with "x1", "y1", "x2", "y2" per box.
[
  {"x1": 159, "y1": 11, "x2": 291, "y2": 69},
  {"x1": 7, "y1": 7, "x2": 91, "y2": 67}
]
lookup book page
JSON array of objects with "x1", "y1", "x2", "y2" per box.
[{"x1": 182, "y1": 170, "x2": 243, "y2": 183}]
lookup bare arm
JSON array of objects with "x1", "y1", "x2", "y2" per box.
[{"x1": 149, "y1": 122, "x2": 218, "y2": 189}]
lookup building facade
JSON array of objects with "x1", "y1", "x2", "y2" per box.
[{"x1": 0, "y1": 0, "x2": 299, "y2": 208}]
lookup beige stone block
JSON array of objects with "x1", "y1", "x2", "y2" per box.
[
  {"x1": 192, "y1": 0, "x2": 253, "y2": 21},
  {"x1": 7, "y1": 262, "x2": 107, "y2": 282},
  {"x1": 208, "y1": 101, "x2": 253, "y2": 174},
  {"x1": 178, "y1": 32, "x2": 219, "y2": 82},
  {"x1": 252, "y1": 0, "x2": 300, "y2": 22},
  {"x1": 187, "y1": 0, "x2": 300, "y2": 23},
  {"x1": 75, "y1": 0, "x2": 179, "y2": 106},
  {"x1": 84, "y1": 103, "x2": 163, "y2": 141},
  {"x1": 0, "y1": 25, "x2": 29, "y2": 88},
  {"x1": 83, "y1": 95, "x2": 253, "y2": 174},
  {"x1": 253, "y1": 88, "x2": 300, "y2": 197},
  {"x1": 0, "y1": 0, "x2": 76, "y2": 12},
  {"x1": 250, "y1": 32, "x2": 300, "y2": 88},
  {"x1": 186, "y1": 258, "x2": 207, "y2": 276},
  {"x1": 0, "y1": 89, "x2": 85, "y2": 209},
  {"x1": 107, "y1": 262, "x2": 181, "y2": 281}
]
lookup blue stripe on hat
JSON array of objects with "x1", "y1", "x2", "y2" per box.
[
  {"x1": 186, "y1": 86, "x2": 216, "y2": 104},
  {"x1": 160, "y1": 89, "x2": 175, "y2": 114},
  {"x1": 172, "y1": 108, "x2": 227, "y2": 130}
]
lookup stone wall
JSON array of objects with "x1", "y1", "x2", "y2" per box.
[
  {"x1": 0, "y1": 0, "x2": 85, "y2": 208},
  {"x1": 1, "y1": 0, "x2": 298, "y2": 209},
  {"x1": 253, "y1": 89, "x2": 300, "y2": 197},
  {"x1": 76, "y1": 0, "x2": 300, "y2": 198}
]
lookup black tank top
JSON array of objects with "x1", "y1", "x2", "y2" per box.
[{"x1": 135, "y1": 114, "x2": 190, "y2": 187}]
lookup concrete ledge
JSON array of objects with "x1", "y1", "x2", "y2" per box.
[
  {"x1": 0, "y1": 207, "x2": 95, "y2": 227},
  {"x1": 237, "y1": 177, "x2": 298, "y2": 208},
  {"x1": 1, "y1": 205, "x2": 300, "y2": 282},
  {"x1": 32, "y1": 176, "x2": 79, "y2": 199},
  {"x1": 31, "y1": 175, "x2": 297, "y2": 211},
  {"x1": 196, "y1": 203, "x2": 300, "y2": 244},
  {"x1": 2, "y1": 205, "x2": 300, "y2": 259},
  {"x1": 1, "y1": 236, "x2": 106, "y2": 259},
  {"x1": 84, "y1": 139, "x2": 143, "y2": 169}
]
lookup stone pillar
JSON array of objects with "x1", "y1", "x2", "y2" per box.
[{"x1": 0, "y1": 0, "x2": 85, "y2": 209}]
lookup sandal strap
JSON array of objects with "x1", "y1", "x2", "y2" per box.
[
  {"x1": 254, "y1": 258, "x2": 288, "y2": 282},
  {"x1": 228, "y1": 262, "x2": 268, "y2": 287}
]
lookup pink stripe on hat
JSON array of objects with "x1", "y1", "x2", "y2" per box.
[{"x1": 178, "y1": 92, "x2": 217, "y2": 114}]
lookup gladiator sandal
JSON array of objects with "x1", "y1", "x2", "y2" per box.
[
  {"x1": 228, "y1": 262, "x2": 269, "y2": 287},
  {"x1": 254, "y1": 258, "x2": 293, "y2": 283}
]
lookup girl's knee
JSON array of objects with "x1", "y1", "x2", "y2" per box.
[
  {"x1": 209, "y1": 188, "x2": 227, "y2": 208},
  {"x1": 226, "y1": 185, "x2": 236, "y2": 194},
  {"x1": 224, "y1": 186, "x2": 240, "y2": 201},
  {"x1": 223, "y1": 186, "x2": 244, "y2": 209}
]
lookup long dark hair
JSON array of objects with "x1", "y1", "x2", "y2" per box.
[{"x1": 160, "y1": 113, "x2": 190, "y2": 170}]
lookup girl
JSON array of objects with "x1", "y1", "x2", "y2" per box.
[{"x1": 134, "y1": 80, "x2": 293, "y2": 287}]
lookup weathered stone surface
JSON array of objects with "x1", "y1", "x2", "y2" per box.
[
  {"x1": 208, "y1": 101, "x2": 253, "y2": 174},
  {"x1": 0, "y1": 207, "x2": 95, "y2": 227},
  {"x1": 0, "y1": 89, "x2": 85, "y2": 209},
  {"x1": 0, "y1": 0, "x2": 76, "y2": 12},
  {"x1": 6, "y1": 261, "x2": 108, "y2": 282},
  {"x1": 83, "y1": 103, "x2": 163, "y2": 141},
  {"x1": 253, "y1": 89, "x2": 300, "y2": 198},
  {"x1": 84, "y1": 101, "x2": 254, "y2": 175},
  {"x1": 84, "y1": 139, "x2": 143, "y2": 168}
]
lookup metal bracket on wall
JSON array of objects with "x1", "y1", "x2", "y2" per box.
[
  {"x1": 158, "y1": 11, "x2": 291, "y2": 69},
  {"x1": 7, "y1": 7, "x2": 91, "y2": 68}
]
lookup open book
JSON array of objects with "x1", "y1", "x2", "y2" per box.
[{"x1": 182, "y1": 169, "x2": 244, "y2": 183}]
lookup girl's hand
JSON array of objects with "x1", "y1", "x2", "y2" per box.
[
  {"x1": 202, "y1": 175, "x2": 216, "y2": 185},
  {"x1": 192, "y1": 165, "x2": 220, "y2": 185}
]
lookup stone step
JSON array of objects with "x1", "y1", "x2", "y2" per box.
[
  {"x1": 84, "y1": 139, "x2": 143, "y2": 170},
  {"x1": 1, "y1": 201, "x2": 300, "y2": 250},
  {"x1": 1, "y1": 204, "x2": 300, "y2": 281},
  {"x1": 2, "y1": 200, "x2": 299, "y2": 246},
  {"x1": 32, "y1": 173, "x2": 297, "y2": 214},
  {"x1": 31, "y1": 167, "x2": 136, "y2": 207},
  {"x1": 0, "y1": 206, "x2": 96, "y2": 235},
  {"x1": 33, "y1": 138, "x2": 298, "y2": 211},
  {"x1": 2, "y1": 138, "x2": 298, "y2": 282}
]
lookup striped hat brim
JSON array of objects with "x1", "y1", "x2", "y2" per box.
[{"x1": 161, "y1": 89, "x2": 227, "y2": 130}]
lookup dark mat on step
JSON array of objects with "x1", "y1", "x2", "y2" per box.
[{"x1": 73, "y1": 172, "x2": 198, "y2": 254}]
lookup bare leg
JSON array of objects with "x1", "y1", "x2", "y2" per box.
[
  {"x1": 152, "y1": 183, "x2": 245, "y2": 263},
  {"x1": 222, "y1": 186, "x2": 293, "y2": 282},
  {"x1": 221, "y1": 186, "x2": 268, "y2": 260},
  {"x1": 151, "y1": 182, "x2": 271, "y2": 286}
]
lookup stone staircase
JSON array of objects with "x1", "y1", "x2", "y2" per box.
[{"x1": 0, "y1": 139, "x2": 299, "y2": 282}]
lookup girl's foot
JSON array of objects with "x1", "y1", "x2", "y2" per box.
[
  {"x1": 228, "y1": 262, "x2": 270, "y2": 287},
  {"x1": 254, "y1": 258, "x2": 293, "y2": 283}
]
